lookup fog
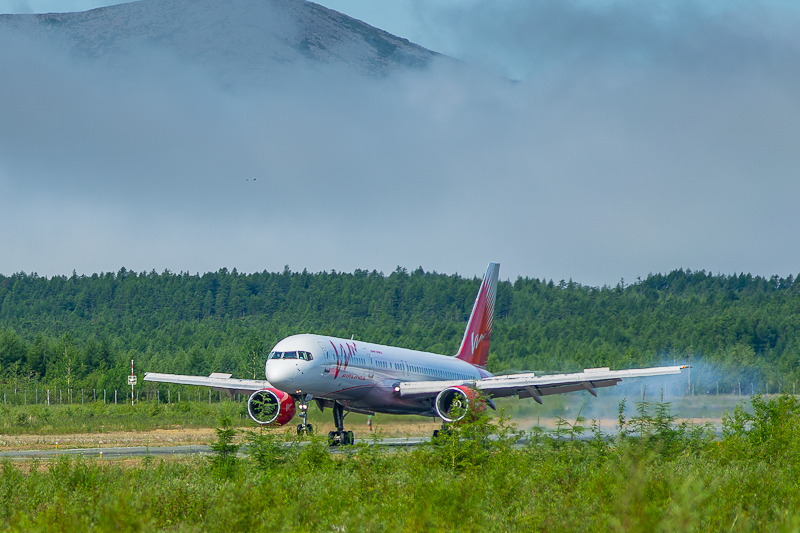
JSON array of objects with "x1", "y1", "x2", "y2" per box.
[{"x1": 1, "y1": 0, "x2": 799, "y2": 284}]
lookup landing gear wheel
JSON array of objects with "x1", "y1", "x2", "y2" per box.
[
  {"x1": 433, "y1": 425, "x2": 451, "y2": 440},
  {"x1": 327, "y1": 430, "x2": 355, "y2": 446},
  {"x1": 327, "y1": 402, "x2": 355, "y2": 446},
  {"x1": 297, "y1": 394, "x2": 314, "y2": 436}
]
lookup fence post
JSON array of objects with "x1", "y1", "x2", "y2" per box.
[
  {"x1": 47, "y1": 389, "x2": 50, "y2": 406},
  {"x1": 115, "y1": 390, "x2": 117, "y2": 404},
  {"x1": 104, "y1": 390, "x2": 106, "y2": 404}
]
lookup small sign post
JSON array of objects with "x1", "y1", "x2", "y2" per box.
[{"x1": 129, "y1": 360, "x2": 136, "y2": 406}]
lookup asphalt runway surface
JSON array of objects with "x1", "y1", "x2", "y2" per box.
[{"x1": 0, "y1": 437, "x2": 430, "y2": 459}]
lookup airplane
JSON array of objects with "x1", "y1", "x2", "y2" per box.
[{"x1": 144, "y1": 262, "x2": 687, "y2": 445}]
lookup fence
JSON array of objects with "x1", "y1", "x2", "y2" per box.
[
  {"x1": 1, "y1": 380, "x2": 797, "y2": 407},
  {"x1": 0, "y1": 388, "x2": 248, "y2": 407}
]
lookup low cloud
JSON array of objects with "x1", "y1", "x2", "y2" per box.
[{"x1": 1, "y1": 1, "x2": 799, "y2": 284}]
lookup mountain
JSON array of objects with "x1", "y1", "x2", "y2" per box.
[{"x1": 0, "y1": 0, "x2": 441, "y2": 82}]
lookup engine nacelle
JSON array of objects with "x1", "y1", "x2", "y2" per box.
[
  {"x1": 247, "y1": 388, "x2": 296, "y2": 426},
  {"x1": 434, "y1": 386, "x2": 483, "y2": 423}
]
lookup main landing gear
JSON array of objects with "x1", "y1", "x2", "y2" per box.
[
  {"x1": 297, "y1": 394, "x2": 313, "y2": 435},
  {"x1": 328, "y1": 402, "x2": 354, "y2": 446},
  {"x1": 432, "y1": 421, "x2": 453, "y2": 440}
]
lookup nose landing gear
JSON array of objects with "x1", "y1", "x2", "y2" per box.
[
  {"x1": 296, "y1": 394, "x2": 314, "y2": 435},
  {"x1": 327, "y1": 402, "x2": 354, "y2": 446}
]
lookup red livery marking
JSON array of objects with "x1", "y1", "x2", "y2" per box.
[{"x1": 330, "y1": 340, "x2": 359, "y2": 379}]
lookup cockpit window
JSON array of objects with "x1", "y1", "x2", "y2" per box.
[{"x1": 268, "y1": 350, "x2": 313, "y2": 360}]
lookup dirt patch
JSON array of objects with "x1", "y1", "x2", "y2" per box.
[
  {"x1": 0, "y1": 428, "x2": 219, "y2": 451},
  {"x1": 0, "y1": 414, "x2": 724, "y2": 453},
  {"x1": 10, "y1": 455, "x2": 195, "y2": 472}
]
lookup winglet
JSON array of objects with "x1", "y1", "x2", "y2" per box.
[{"x1": 455, "y1": 262, "x2": 500, "y2": 367}]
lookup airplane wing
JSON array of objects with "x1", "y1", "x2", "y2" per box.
[
  {"x1": 397, "y1": 365, "x2": 688, "y2": 404},
  {"x1": 143, "y1": 372, "x2": 272, "y2": 397}
]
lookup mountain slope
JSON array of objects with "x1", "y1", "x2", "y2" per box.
[{"x1": 0, "y1": 0, "x2": 440, "y2": 82}]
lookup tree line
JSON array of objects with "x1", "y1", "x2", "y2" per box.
[{"x1": 0, "y1": 266, "x2": 798, "y2": 391}]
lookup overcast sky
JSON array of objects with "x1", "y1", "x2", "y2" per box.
[{"x1": 2, "y1": 0, "x2": 800, "y2": 286}]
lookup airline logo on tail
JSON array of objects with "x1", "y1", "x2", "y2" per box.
[
  {"x1": 471, "y1": 332, "x2": 486, "y2": 354},
  {"x1": 456, "y1": 262, "x2": 499, "y2": 368}
]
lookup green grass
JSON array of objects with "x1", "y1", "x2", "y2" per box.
[
  {"x1": 0, "y1": 400, "x2": 249, "y2": 435},
  {"x1": 1, "y1": 395, "x2": 800, "y2": 531},
  {"x1": 0, "y1": 385, "x2": 762, "y2": 437}
]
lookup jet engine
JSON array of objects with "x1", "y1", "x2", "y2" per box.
[
  {"x1": 434, "y1": 386, "x2": 483, "y2": 423},
  {"x1": 247, "y1": 389, "x2": 296, "y2": 426}
]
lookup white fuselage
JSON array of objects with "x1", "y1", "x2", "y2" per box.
[{"x1": 265, "y1": 334, "x2": 491, "y2": 416}]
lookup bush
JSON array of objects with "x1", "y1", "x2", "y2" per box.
[{"x1": 209, "y1": 417, "x2": 240, "y2": 478}]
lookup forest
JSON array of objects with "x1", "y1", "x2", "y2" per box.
[{"x1": 0, "y1": 266, "x2": 798, "y2": 393}]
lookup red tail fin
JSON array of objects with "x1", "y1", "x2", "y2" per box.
[{"x1": 455, "y1": 262, "x2": 499, "y2": 367}]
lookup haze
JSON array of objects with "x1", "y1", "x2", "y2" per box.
[{"x1": 1, "y1": 0, "x2": 799, "y2": 286}]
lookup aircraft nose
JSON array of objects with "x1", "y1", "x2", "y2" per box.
[{"x1": 265, "y1": 362, "x2": 297, "y2": 389}]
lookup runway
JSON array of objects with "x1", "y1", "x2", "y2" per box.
[{"x1": 0, "y1": 437, "x2": 429, "y2": 459}]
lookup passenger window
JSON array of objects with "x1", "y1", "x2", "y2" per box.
[{"x1": 283, "y1": 351, "x2": 297, "y2": 359}]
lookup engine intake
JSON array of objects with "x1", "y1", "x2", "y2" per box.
[
  {"x1": 247, "y1": 388, "x2": 296, "y2": 426},
  {"x1": 435, "y1": 386, "x2": 481, "y2": 423}
]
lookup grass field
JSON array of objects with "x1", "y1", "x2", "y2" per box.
[
  {"x1": 0, "y1": 393, "x2": 799, "y2": 532},
  {"x1": 0, "y1": 385, "x2": 756, "y2": 438}
]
